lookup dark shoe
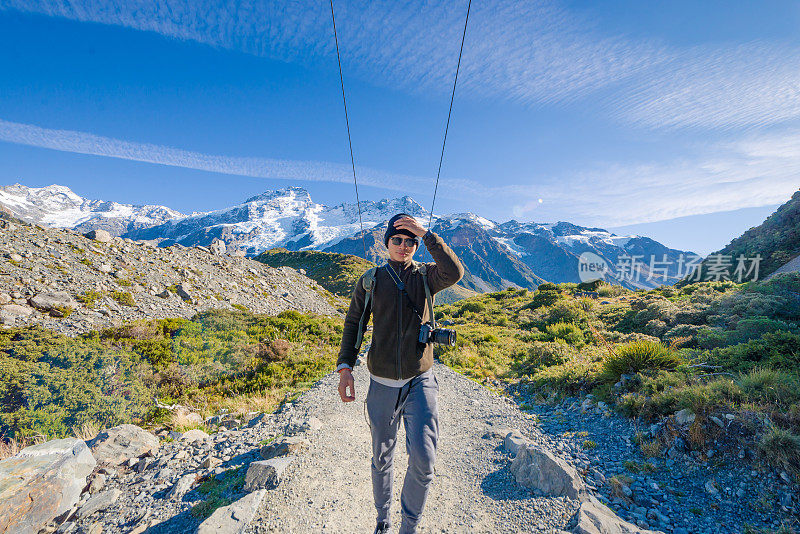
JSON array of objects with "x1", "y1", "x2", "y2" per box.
[{"x1": 374, "y1": 521, "x2": 390, "y2": 534}]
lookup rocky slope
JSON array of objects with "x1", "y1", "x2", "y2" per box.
[{"x1": 0, "y1": 218, "x2": 341, "y2": 336}]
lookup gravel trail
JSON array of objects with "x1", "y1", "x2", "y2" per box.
[{"x1": 248, "y1": 357, "x2": 579, "y2": 533}]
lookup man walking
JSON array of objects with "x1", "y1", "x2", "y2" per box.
[{"x1": 337, "y1": 213, "x2": 464, "y2": 534}]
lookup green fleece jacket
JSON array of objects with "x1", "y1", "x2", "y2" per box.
[{"x1": 337, "y1": 230, "x2": 465, "y2": 379}]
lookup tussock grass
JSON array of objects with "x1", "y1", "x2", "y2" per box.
[
  {"x1": 600, "y1": 340, "x2": 683, "y2": 383},
  {"x1": 759, "y1": 425, "x2": 800, "y2": 474}
]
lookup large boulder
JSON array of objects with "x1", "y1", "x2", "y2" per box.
[
  {"x1": 197, "y1": 489, "x2": 267, "y2": 534},
  {"x1": 571, "y1": 496, "x2": 664, "y2": 534},
  {"x1": 0, "y1": 304, "x2": 34, "y2": 325},
  {"x1": 0, "y1": 438, "x2": 96, "y2": 534},
  {"x1": 510, "y1": 443, "x2": 585, "y2": 499},
  {"x1": 243, "y1": 455, "x2": 295, "y2": 491},
  {"x1": 84, "y1": 229, "x2": 113, "y2": 243},
  {"x1": 209, "y1": 238, "x2": 227, "y2": 255},
  {"x1": 90, "y1": 424, "x2": 159, "y2": 465},
  {"x1": 28, "y1": 291, "x2": 78, "y2": 312}
]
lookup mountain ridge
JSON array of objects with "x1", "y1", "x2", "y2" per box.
[{"x1": 1, "y1": 183, "x2": 698, "y2": 291}]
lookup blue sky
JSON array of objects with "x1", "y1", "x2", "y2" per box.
[{"x1": 1, "y1": 1, "x2": 799, "y2": 255}]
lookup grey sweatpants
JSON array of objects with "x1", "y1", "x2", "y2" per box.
[{"x1": 366, "y1": 369, "x2": 439, "y2": 534}]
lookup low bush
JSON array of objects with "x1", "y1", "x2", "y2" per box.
[
  {"x1": 758, "y1": 425, "x2": 800, "y2": 473},
  {"x1": 600, "y1": 340, "x2": 683, "y2": 383}
]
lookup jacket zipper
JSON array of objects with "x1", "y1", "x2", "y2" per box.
[{"x1": 396, "y1": 267, "x2": 402, "y2": 380}]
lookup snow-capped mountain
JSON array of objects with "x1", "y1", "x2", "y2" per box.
[
  {"x1": 124, "y1": 187, "x2": 431, "y2": 255},
  {"x1": 2, "y1": 183, "x2": 698, "y2": 291},
  {"x1": 0, "y1": 183, "x2": 186, "y2": 235}
]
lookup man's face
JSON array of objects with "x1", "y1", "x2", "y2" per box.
[{"x1": 387, "y1": 235, "x2": 418, "y2": 262}]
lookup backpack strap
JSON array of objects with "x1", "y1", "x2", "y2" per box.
[{"x1": 354, "y1": 266, "x2": 377, "y2": 350}]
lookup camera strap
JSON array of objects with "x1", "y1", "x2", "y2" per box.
[{"x1": 385, "y1": 262, "x2": 434, "y2": 327}]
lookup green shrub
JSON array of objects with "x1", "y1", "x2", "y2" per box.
[
  {"x1": 712, "y1": 331, "x2": 800, "y2": 373},
  {"x1": 537, "y1": 283, "x2": 558, "y2": 291},
  {"x1": 75, "y1": 290, "x2": 104, "y2": 308},
  {"x1": 458, "y1": 301, "x2": 486, "y2": 315},
  {"x1": 600, "y1": 340, "x2": 683, "y2": 383},
  {"x1": 530, "y1": 290, "x2": 560, "y2": 308},
  {"x1": 109, "y1": 291, "x2": 136, "y2": 307},
  {"x1": 739, "y1": 367, "x2": 800, "y2": 408},
  {"x1": 545, "y1": 322, "x2": 585, "y2": 347},
  {"x1": 512, "y1": 341, "x2": 571, "y2": 375},
  {"x1": 543, "y1": 301, "x2": 586, "y2": 325},
  {"x1": 528, "y1": 352, "x2": 602, "y2": 395},
  {"x1": 759, "y1": 425, "x2": 800, "y2": 473}
]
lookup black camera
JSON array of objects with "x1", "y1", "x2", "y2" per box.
[{"x1": 418, "y1": 322, "x2": 456, "y2": 346}]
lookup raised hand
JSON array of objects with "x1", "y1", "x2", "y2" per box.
[{"x1": 393, "y1": 216, "x2": 427, "y2": 237}]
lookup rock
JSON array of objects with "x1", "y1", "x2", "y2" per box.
[
  {"x1": 710, "y1": 416, "x2": 725, "y2": 428},
  {"x1": 90, "y1": 424, "x2": 159, "y2": 465},
  {"x1": 0, "y1": 438, "x2": 96, "y2": 534},
  {"x1": 202, "y1": 456, "x2": 222, "y2": 469},
  {"x1": 6, "y1": 252, "x2": 23, "y2": 262},
  {"x1": 98, "y1": 263, "x2": 113, "y2": 274},
  {"x1": 247, "y1": 413, "x2": 266, "y2": 427},
  {"x1": 243, "y1": 455, "x2": 295, "y2": 491},
  {"x1": 168, "y1": 473, "x2": 197, "y2": 500},
  {"x1": 0, "y1": 303, "x2": 34, "y2": 325},
  {"x1": 209, "y1": 239, "x2": 227, "y2": 255},
  {"x1": 704, "y1": 479, "x2": 720, "y2": 499},
  {"x1": 183, "y1": 412, "x2": 203, "y2": 426},
  {"x1": 674, "y1": 409, "x2": 695, "y2": 425},
  {"x1": 76, "y1": 488, "x2": 121, "y2": 519},
  {"x1": 197, "y1": 489, "x2": 267, "y2": 534},
  {"x1": 0, "y1": 292, "x2": 11, "y2": 305},
  {"x1": 84, "y1": 229, "x2": 113, "y2": 243},
  {"x1": 180, "y1": 428, "x2": 210, "y2": 443},
  {"x1": 503, "y1": 430, "x2": 528, "y2": 456},
  {"x1": 285, "y1": 416, "x2": 323, "y2": 435},
  {"x1": 571, "y1": 496, "x2": 663, "y2": 534},
  {"x1": 28, "y1": 291, "x2": 77, "y2": 312},
  {"x1": 510, "y1": 443, "x2": 585, "y2": 499},
  {"x1": 87, "y1": 473, "x2": 106, "y2": 494},
  {"x1": 260, "y1": 436, "x2": 310, "y2": 460},
  {"x1": 175, "y1": 283, "x2": 193, "y2": 302},
  {"x1": 156, "y1": 289, "x2": 171, "y2": 299}
]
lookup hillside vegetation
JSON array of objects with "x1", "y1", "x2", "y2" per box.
[
  {"x1": 433, "y1": 275, "x2": 800, "y2": 471},
  {"x1": 0, "y1": 309, "x2": 342, "y2": 440},
  {"x1": 255, "y1": 248, "x2": 374, "y2": 299},
  {"x1": 256, "y1": 248, "x2": 478, "y2": 304},
  {"x1": 681, "y1": 188, "x2": 800, "y2": 283}
]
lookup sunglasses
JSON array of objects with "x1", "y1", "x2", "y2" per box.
[{"x1": 390, "y1": 236, "x2": 419, "y2": 247}]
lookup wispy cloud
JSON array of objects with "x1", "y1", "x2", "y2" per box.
[
  {"x1": 5, "y1": 1, "x2": 800, "y2": 130},
  {"x1": 0, "y1": 1, "x2": 660, "y2": 106},
  {"x1": 0, "y1": 118, "x2": 434, "y2": 192},
  {"x1": 510, "y1": 130, "x2": 800, "y2": 227},
  {"x1": 612, "y1": 42, "x2": 800, "y2": 129},
  {"x1": 2, "y1": 117, "x2": 795, "y2": 230}
]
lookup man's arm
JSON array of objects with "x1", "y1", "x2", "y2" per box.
[
  {"x1": 336, "y1": 272, "x2": 370, "y2": 369},
  {"x1": 422, "y1": 230, "x2": 465, "y2": 294}
]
